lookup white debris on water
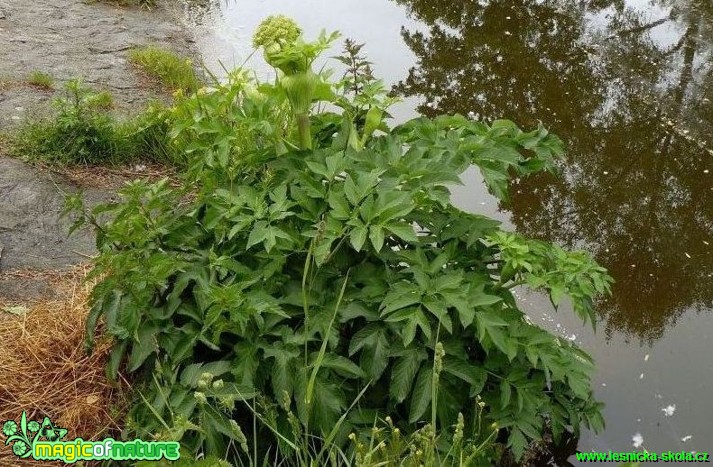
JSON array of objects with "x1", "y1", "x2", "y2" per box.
[
  {"x1": 632, "y1": 433, "x2": 644, "y2": 448},
  {"x1": 681, "y1": 435, "x2": 693, "y2": 443},
  {"x1": 662, "y1": 404, "x2": 676, "y2": 417}
]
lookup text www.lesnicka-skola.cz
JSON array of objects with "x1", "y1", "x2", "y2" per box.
[{"x1": 576, "y1": 450, "x2": 709, "y2": 463}]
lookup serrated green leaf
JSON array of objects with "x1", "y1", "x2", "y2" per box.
[
  {"x1": 247, "y1": 220, "x2": 269, "y2": 249},
  {"x1": 390, "y1": 348, "x2": 427, "y2": 403},
  {"x1": 328, "y1": 190, "x2": 352, "y2": 220},
  {"x1": 508, "y1": 428, "x2": 528, "y2": 460},
  {"x1": 408, "y1": 366, "x2": 432, "y2": 423},
  {"x1": 344, "y1": 174, "x2": 359, "y2": 205},
  {"x1": 500, "y1": 380, "x2": 512, "y2": 408},
  {"x1": 317, "y1": 354, "x2": 366, "y2": 379},
  {"x1": 369, "y1": 225, "x2": 385, "y2": 251},
  {"x1": 443, "y1": 357, "x2": 486, "y2": 392},
  {"x1": 385, "y1": 223, "x2": 418, "y2": 243},
  {"x1": 350, "y1": 224, "x2": 368, "y2": 251},
  {"x1": 381, "y1": 286, "x2": 422, "y2": 315}
]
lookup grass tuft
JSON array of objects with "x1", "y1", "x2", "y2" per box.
[
  {"x1": 0, "y1": 76, "x2": 14, "y2": 92},
  {"x1": 27, "y1": 70, "x2": 55, "y2": 90},
  {"x1": 128, "y1": 46, "x2": 200, "y2": 93},
  {"x1": 9, "y1": 80, "x2": 180, "y2": 166},
  {"x1": 88, "y1": 89, "x2": 114, "y2": 110},
  {"x1": 87, "y1": 0, "x2": 157, "y2": 9}
]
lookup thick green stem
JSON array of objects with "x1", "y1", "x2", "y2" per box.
[{"x1": 296, "y1": 112, "x2": 312, "y2": 150}]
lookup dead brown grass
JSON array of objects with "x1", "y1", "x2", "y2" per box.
[
  {"x1": 0, "y1": 264, "x2": 129, "y2": 465},
  {"x1": 46, "y1": 162, "x2": 179, "y2": 191}
]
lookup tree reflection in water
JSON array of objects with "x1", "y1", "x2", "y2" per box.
[{"x1": 392, "y1": 0, "x2": 713, "y2": 342}]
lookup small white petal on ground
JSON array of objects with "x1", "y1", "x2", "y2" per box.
[
  {"x1": 681, "y1": 435, "x2": 693, "y2": 442},
  {"x1": 632, "y1": 433, "x2": 644, "y2": 448},
  {"x1": 644, "y1": 354, "x2": 650, "y2": 362},
  {"x1": 639, "y1": 373, "x2": 644, "y2": 380},
  {"x1": 661, "y1": 404, "x2": 676, "y2": 416}
]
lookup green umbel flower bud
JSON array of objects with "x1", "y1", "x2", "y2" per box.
[{"x1": 252, "y1": 15, "x2": 302, "y2": 50}]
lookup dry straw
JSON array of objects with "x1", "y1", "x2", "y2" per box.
[{"x1": 0, "y1": 264, "x2": 128, "y2": 465}]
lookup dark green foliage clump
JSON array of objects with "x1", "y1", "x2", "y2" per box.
[
  {"x1": 68, "y1": 19, "x2": 612, "y2": 466},
  {"x1": 10, "y1": 80, "x2": 180, "y2": 166},
  {"x1": 12, "y1": 80, "x2": 123, "y2": 165}
]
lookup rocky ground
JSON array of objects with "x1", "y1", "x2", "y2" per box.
[{"x1": 0, "y1": 0, "x2": 194, "y2": 302}]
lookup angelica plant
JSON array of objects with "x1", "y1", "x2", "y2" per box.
[
  {"x1": 253, "y1": 15, "x2": 338, "y2": 150},
  {"x1": 71, "y1": 16, "x2": 612, "y2": 465}
]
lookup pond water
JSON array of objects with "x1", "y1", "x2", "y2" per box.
[{"x1": 186, "y1": 0, "x2": 713, "y2": 462}]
